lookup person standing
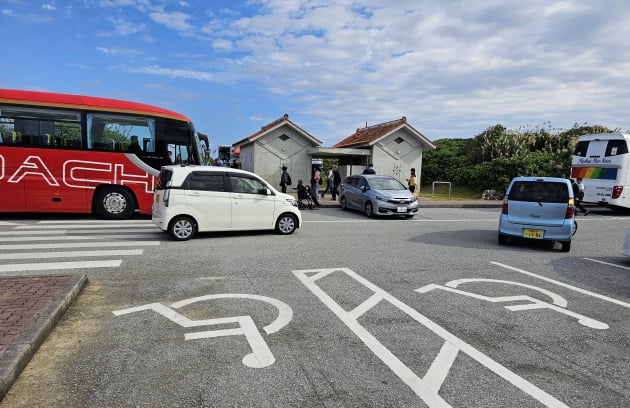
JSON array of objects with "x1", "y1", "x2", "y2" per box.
[
  {"x1": 407, "y1": 168, "x2": 418, "y2": 195},
  {"x1": 362, "y1": 163, "x2": 376, "y2": 174},
  {"x1": 311, "y1": 166, "x2": 321, "y2": 200},
  {"x1": 576, "y1": 177, "x2": 589, "y2": 215},
  {"x1": 321, "y1": 167, "x2": 334, "y2": 198},
  {"x1": 280, "y1": 166, "x2": 291, "y2": 193},
  {"x1": 331, "y1": 166, "x2": 341, "y2": 201}
]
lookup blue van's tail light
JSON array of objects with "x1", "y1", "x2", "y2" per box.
[
  {"x1": 501, "y1": 195, "x2": 509, "y2": 214},
  {"x1": 565, "y1": 202, "x2": 575, "y2": 219}
]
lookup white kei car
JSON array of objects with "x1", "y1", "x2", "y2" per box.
[{"x1": 152, "y1": 165, "x2": 302, "y2": 240}]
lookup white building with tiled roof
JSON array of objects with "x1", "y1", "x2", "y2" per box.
[
  {"x1": 233, "y1": 114, "x2": 322, "y2": 188},
  {"x1": 233, "y1": 115, "x2": 435, "y2": 190}
]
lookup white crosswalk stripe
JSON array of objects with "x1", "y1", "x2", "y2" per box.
[{"x1": 0, "y1": 219, "x2": 161, "y2": 273}]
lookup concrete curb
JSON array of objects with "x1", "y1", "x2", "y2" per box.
[
  {"x1": 0, "y1": 273, "x2": 88, "y2": 400},
  {"x1": 314, "y1": 198, "x2": 503, "y2": 209}
]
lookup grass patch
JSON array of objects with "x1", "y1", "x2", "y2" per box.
[{"x1": 418, "y1": 184, "x2": 483, "y2": 200}]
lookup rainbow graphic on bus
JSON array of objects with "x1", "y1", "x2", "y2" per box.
[{"x1": 571, "y1": 167, "x2": 618, "y2": 180}]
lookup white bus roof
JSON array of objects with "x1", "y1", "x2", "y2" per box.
[{"x1": 578, "y1": 133, "x2": 630, "y2": 141}]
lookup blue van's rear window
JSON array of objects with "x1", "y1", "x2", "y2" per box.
[{"x1": 508, "y1": 181, "x2": 569, "y2": 203}]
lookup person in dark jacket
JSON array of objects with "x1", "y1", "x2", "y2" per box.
[
  {"x1": 280, "y1": 166, "x2": 291, "y2": 193},
  {"x1": 331, "y1": 166, "x2": 342, "y2": 200}
]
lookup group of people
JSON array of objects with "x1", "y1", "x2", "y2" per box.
[
  {"x1": 279, "y1": 165, "x2": 343, "y2": 207},
  {"x1": 319, "y1": 166, "x2": 342, "y2": 200},
  {"x1": 281, "y1": 163, "x2": 419, "y2": 202}
]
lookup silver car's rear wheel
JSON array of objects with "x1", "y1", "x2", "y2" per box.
[{"x1": 169, "y1": 216, "x2": 196, "y2": 241}]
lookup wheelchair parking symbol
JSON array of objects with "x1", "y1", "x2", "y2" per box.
[
  {"x1": 113, "y1": 294, "x2": 293, "y2": 368},
  {"x1": 415, "y1": 278, "x2": 609, "y2": 330}
]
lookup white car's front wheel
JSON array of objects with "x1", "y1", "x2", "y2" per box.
[{"x1": 276, "y1": 214, "x2": 297, "y2": 235}]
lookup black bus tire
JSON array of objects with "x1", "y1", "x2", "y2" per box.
[{"x1": 95, "y1": 186, "x2": 136, "y2": 219}]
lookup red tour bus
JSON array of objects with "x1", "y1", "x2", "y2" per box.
[{"x1": 0, "y1": 89, "x2": 208, "y2": 219}]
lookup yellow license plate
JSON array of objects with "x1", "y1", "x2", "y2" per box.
[
  {"x1": 154, "y1": 194, "x2": 160, "y2": 203},
  {"x1": 523, "y1": 229, "x2": 543, "y2": 239}
]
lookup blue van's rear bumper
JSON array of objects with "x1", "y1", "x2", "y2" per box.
[{"x1": 498, "y1": 215, "x2": 574, "y2": 241}]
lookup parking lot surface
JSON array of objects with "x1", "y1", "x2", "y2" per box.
[{"x1": 0, "y1": 206, "x2": 628, "y2": 407}]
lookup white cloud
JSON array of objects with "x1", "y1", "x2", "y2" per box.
[
  {"x1": 149, "y1": 10, "x2": 192, "y2": 31},
  {"x1": 109, "y1": 17, "x2": 146, "y2": 35},
  {"x1": 192, "y1": 0, "x2": 630, "y2": 138},
  {"x1": 128, "y1": 65, "x2": 216, "y2": 82},
  {"x1": 42, "y1": 4, "x2": 55, "y2": 11},
  {"x1": 1, "y1": 9, "x2": 17, "y2": 17}
]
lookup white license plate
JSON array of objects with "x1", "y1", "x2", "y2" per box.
[
  {"x1": 397, "y1": 207, "x2": 407, "y2": 213},
  {"x1": 523, "y1": 229, "x2": 543, "y2": 239}
]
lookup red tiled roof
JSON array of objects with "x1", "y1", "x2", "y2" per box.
[
  {"x1": 333, "y1": 117, "x2": 408, "y2": 148},
  {"x1": 233, "y1": 114, "x2": 321, "y2": 147}
]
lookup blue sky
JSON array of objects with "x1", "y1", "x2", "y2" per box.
[{"x1": 2, "y1": 0, "x2": 630, "y2": 154}]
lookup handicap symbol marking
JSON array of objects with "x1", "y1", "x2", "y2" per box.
[
  {"x1": 113, "y1": 294, "x2": 293, "y2": 369},
  {"x1": 416, "y1": 278, "x2": 608, "y2": 330},
  {"x1": 294, "y1": 268, "x2": 570, "y2": 408}
]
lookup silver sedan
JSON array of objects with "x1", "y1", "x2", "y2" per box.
[{"x1": 339, "y1": 174, "x2": 419, "y2": 218}]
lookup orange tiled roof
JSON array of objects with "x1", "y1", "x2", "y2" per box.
[
  {"x1": 233, "y1": 114, "x2": 321, "y2": 147},
  {"x1": 333, "y1": 117, "x2": 409, "y2": 148}
]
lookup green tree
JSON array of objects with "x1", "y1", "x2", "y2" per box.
[{"x1": 422, "y1": 123, "x2": 616, "y2": 194}]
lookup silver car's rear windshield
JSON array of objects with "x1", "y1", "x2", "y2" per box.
[{"x1": 508, "y1": 181, "x2": 569, "y2": 203}]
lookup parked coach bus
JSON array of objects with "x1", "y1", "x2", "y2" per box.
[
  {"x1": 571, "y1": 133, "x2": 630, "y2": 209},
  {"x1": 0, "y1": 89, "x2": 208, "y2": 219}
]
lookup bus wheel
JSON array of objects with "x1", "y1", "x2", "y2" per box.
[{"x1": 95, "y1": 187, "x2": 135, "y2": 219}]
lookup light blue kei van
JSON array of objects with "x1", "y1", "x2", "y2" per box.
[{"x1": 498, "y1": 177, "x2": 576, "y2": 252}]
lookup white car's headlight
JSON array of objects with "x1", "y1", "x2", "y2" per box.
[
  {"x1": 286, "y1": 198, "x2": 298, "y2": 207},
  {"x1": 375, "y1": 195, "x2": 388, "y2": 202}
]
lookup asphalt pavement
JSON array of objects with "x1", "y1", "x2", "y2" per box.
[{"x1": 0, "y1": 197, "x2": 502, "y2": 400}]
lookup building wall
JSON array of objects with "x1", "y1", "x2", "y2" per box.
[
  {"x1": 240, "y1": 124, "x2": 315, "y2": 189},
  {"x1": 371, "y1": 128, "x2": 424, "y2": 187}
]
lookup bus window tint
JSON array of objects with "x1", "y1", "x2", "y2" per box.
[
  {"x1": 606, "y1": 140, "x2": 628, "y2": 156},
  {"x1": 573, "y1": 141, "x2": 589, "y2": 157},
  {"x1": 87, "y1": 113, "x2": 155, "y2": 153},
  {"x1": 0, "y1": 105, "x2": 80, "y2": 147}
]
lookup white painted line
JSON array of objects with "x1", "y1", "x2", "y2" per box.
[
  {"x1": 14, "y1": 223, "x2": 153, "y2": 229},
  {"x1": 0, "y1": 229, "x2": 156, "y2": 236},
  {"x1": 304, "y1": 219, "x2": 498, "y2": 223},
  {"x1": 349, "y1": 293, "x2": 382, "y2": 320},
  {"x1": 424, "y1": 342, "x2": 459, "y2": 393},
  {"x1": 0, "y1": 260, "x2": 122, "y2": 272},
  {"x1": 295, "y1": 268, "x2": 569, "y2": 408},
  {"x1": 583, "y1": 257, "x2": 630, "y2": 271},
  {"x1": 0, "y1": 222, "x2": 24, "y2": 226},
  {"x1": 491, "y1": 261, "x2": 630, "y2": 309},
  {"x1": 0, "y1": 249, "x2": 143, "y2": 259},
  {"x1": 0, "y1": 230, "x2": 67, "y2": 235},
  {"x1": 0, "y1": 235, "x2": 157, "y2": 242},
  {"x1": 36, "y1": 220, "x2": 153, "y2": 224},
  {"x1": 0, "y1": 241, "x2": 160, "y2": 250},
  {"x1": 72, "y1": 229, "x2": 158, "y2": 234}
]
